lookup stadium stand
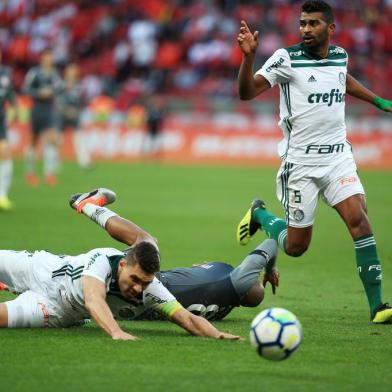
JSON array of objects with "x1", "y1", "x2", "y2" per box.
[{"x1": 0, "y1": 0, "x2": 391, "y2": 107}]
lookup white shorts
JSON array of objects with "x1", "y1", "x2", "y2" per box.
[
  {"x1": 276, "y1": 157, "x2": 365, "y2": 228},
  {"x1": 5, "y1": 291, "x2": 56, "y2": 327},
  {"x1": 0, "y1": 250, "x2": 59, "y2": 296},
  {"x1": 4, "y1": 290, "x2": 84, "y2": 328},
  {"x1": 0, "y1": 250, "x2": 84, "y2": 328},
  {"x1": 0, "y1": 250, "x2": 35, "y2": 294}
]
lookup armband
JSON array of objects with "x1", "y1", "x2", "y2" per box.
[{"x1": 160, "y1": 301, "x2": 183, "y2": 318}]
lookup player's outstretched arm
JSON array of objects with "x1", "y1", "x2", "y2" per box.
[
  {"x1": 83, "y1": 276, "x2": 137, "y2": 341},
  {"x1": 346, "y1": 73, "x2": 392, "y2": 112},
  {"x1": 237, "y1": 20, "x2": 271, "y2": 100},
  {"x1": 170, "y1": 308, "x2": 242, "y2": 340},
  {"x1": 70, "y1": 188, "x2": 158, "y2": 248}
]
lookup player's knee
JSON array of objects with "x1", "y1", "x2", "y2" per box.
[
  {"x1": 240, "y1": 283, "x2": 265, "y2": 307},
  {"x1": 285, "y1": 242, "x2": 308, "y2": 257},
  {"x1": 346, "y1": 212, "x2": 370, "y2": 235}
]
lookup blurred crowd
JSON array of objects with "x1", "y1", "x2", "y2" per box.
[{"x1": 0, "y1": 0, "x2": 391, "y2": 108}]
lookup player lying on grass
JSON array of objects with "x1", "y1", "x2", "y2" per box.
[
  {"x1": 110, "y1": 240, "x2": 279, "y2": 322},
  {"x1": 0, "y1": 189, "x2": 241, "y2": 341}
]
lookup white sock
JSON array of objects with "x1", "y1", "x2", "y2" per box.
[
  {"x1": 43, "y1": 143, "x2": 59, "y2": 176},
  {"x1": 81, "y1": 203, "x2": 118, "y2": 229},
  {"x1": 25, "y1": 147, "x2": 36, "y2": 174},
  {"x1": 0, "y1": 159, "x2": 13, "y2": 198},
  {"x1": 74, "y1": 132, "x2": 91, "y2": 168}
]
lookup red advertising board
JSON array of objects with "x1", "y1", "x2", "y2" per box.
[{"x1": 8, "y1": 119, "x2": 392, "y2": 169}]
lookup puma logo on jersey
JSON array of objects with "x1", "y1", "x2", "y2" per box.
[
  {"x1": 308, "y1": 75, "x2": 317, "y2": 82},
  {"x1": 308, "y1": 88, "x2": 345, "y2": 106}
]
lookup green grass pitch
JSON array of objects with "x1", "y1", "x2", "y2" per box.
[{"x1": 1, "y1": 161, "x2": 391, "y2": 392}]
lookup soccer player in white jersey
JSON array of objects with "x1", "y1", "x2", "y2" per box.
[
  {"x1": 0, "y1": 188, "x2": 240, "y2": 340},
  {"x1": 236, "y1": 0, "x2": 392, "y2": 323}
]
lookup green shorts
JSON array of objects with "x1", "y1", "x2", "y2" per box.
[
  {"x1": 31, "y1": 106, "x2": 56, "y2": 135},
  {"x1": 0, "y1": 114, "x2": 7, "y2": 140}
]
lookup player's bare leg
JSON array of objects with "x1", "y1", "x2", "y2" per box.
[
  {"x1": 285, "y1": 226, "x2": 312, "y2": 257},
  {"x1": 70, "y1": 188, "x2": 157, "y2": 247},
  {"x1": 0, "y1": 303, "x2": 8, "y2": 327},
  {"x1": 25, "y1": 132, "x2": 40, "y2": 186},
  {"x1": 43, "y1": 128, "x2": 60, "y2": 186}
]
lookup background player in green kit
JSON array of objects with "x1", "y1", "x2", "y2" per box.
[
  {"x1": 57, "y1": 63, "x2": 91, "y2": 169},
  {"x1": 23, "y1": 48, "x2": 63, "y2": 186},
  {"x1": 236, "y1": 0, "x2": 392, "y2": 323},
  {"x1": 0, "y1": 48, "x2": 17, "y2": 211}
]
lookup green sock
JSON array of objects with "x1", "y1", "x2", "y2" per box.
[
  {"x1": 354, "y1": 234, "x2": 382, "y2": 315},
  {"x1": 253, "y1": 208, "x2": 287, "y2": 251}
]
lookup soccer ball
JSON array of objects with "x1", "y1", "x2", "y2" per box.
[{"x1": 249, "y1": 307, "x2": 302, "y2": 361}]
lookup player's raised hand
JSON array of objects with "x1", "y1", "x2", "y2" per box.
[
  {"x1": 237, "y1": 20, "x2": 259, "y2": 56},
  {"x1": 217, "y1": 332, "x2": 243, "y2": 340},
  {"x1": 112, "y1": 330, "x2": 138, "y2": 341},
  {"x1": 263, "y1": 268, "x2": 280, "y2": 295}
]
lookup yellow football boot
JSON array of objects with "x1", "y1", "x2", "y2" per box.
[
  {"x1": 237, "y1": 199, "x2": 265, "y2": 245},
  {"x1": 0, "y1": 196, "x2": 14, "y2": 211},
  {"x1": 372, "y1": 303, "x2": 392, "y2": 324}
]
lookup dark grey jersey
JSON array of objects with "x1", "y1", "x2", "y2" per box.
[
  {"x1": 23, "y1": 66, "x2": 62, "y2": 106},
  {"x1": 58, "y1": 85, "x2": 83, "y2": 114},
  {"x1": 154, "y1": 262, "x2": 240, "y2": 320},
  {"x1": 0, "y1": 66, "x2": 16, "y2": 113}
]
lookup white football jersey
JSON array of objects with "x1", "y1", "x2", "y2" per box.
[
  {"x1": 32, "y1": 248, "x2": 181, "y2": 322},
  {"x1": 256, "y1": 43, "x2": 352, "y2": 165}
]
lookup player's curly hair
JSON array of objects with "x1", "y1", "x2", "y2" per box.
[
  {"x1": 301, "y1": 0, "x2": 334, "y2": 23},
  {"x1": 126, "y1": 241, "x2": 160, "y2": 274}
]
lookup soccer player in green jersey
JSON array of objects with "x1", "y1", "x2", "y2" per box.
[
  {"x1": 57, "y1": 63, "x2": 91, "y2": 169},
  {"x1": 236, "y1": 0, "x2": 392, "y2": 323},
  {"x1": 23, "y1": 48, "x2": 63, "y2": 186}
]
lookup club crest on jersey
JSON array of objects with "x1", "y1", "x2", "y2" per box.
[
  {"x1": 329, "y1": 47, "x2": 346, "y2": 55},
  {"x1": 339, "y1": 72, "x2": 346, "y2": 86},
  {"x1": 293, "y1": 209, "x2": 304, "y2": 222}
]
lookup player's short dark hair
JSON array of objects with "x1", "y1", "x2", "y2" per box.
[
  {"x1": 126, "y1": 241, "x2": 160, "y2": 274},
  {"x1": 301, "y1": 0, "x2": 334, "y2": 23}
]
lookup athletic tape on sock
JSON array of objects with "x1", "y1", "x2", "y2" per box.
[{"x1": 82, "y1": 204, "x2": 118, "y2": 228}]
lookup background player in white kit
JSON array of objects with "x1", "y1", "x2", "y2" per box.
[
  {"x1": 0, "y1": 188, "x2": 240, "y2": 341},
  {"x1": 236, "y1": 0, "x2": 392, "y2": 323}
]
